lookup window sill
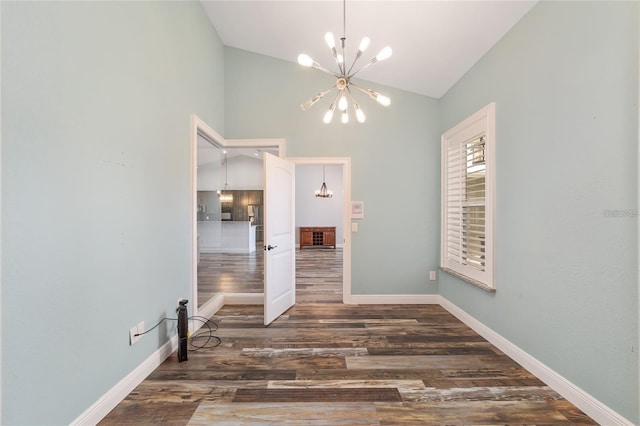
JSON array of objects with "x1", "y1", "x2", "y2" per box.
[{"x1": 440, "y1": 267, "x2": 496, "y2": 293}]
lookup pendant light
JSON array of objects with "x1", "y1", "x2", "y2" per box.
[
  {"x1": 219, "y1": 153, "x2": 233, "y2": 204},
  {"x1": 298, "y1": 0, "x2": 392, "y2": 124},
  {"x1": 315, "y1": 165, "x2": 333, "y2": 198}
]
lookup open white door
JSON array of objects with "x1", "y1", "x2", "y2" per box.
[{"x1": 263, "y1": 153, "x2": 295, "y2": 325}]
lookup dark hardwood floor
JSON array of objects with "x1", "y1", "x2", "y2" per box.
[
  {"x1": 101, "y1": 248, "x2": 596, "y2": 425},
  {"x1": 197, "y1": 246, "x2": 342, "y2": 305},
  {"x1": 198, "y1": 249, "x2": 265, "y2": 306}
]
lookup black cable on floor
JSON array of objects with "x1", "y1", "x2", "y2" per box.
[
  {"x1": 188, "y1": 315, "x2": 222, "y2": 350},
  {"x1": 133, "y1": 315, "x2": 221, "y2": 350}
]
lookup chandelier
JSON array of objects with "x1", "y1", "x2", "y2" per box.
[
  {"x1": 315, "y1": 165, "x2": 333, "y2": 198},
  {"x1": 297, "y1": 0, "x2": 392, "y2": 124}
]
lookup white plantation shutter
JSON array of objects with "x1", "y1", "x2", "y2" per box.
[{"x1": 441, "y1": 104, "x2": 494, "y2": 289}]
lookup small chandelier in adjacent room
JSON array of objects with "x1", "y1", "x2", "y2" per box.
[
  {"x1": 218, "y1": 154, "x2": 233, "y2": 204},
  {"x1": 297, "y1": 0, "x2": 392, "y2": 124},
  {"x1": 315, "y1": 165, "x2": 333, "y2": 198}
]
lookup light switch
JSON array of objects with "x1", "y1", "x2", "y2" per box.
[{"x1": 351, "y1": 222, "x2": 359, "y2": 232}]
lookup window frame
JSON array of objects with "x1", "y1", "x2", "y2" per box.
[{"x1": 440, "y1": 103, "x2": 496, "y2": 291}]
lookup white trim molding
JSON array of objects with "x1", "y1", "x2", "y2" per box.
[
  {"x1": 77, "y1": 293, "x2": 632, "y2": 425},
  {"x1": 71, "y1": 294, "x2": 227, "y2": 426},
  {"x1": 190, "y1": 113, "x2": 286, "y2": 317},
  {"x1": 197, "y1": 293, "x2": 225, "y2": 322},
  {"x1": 223, "y1": 293, "x2": 264, "y2": 305},
  {"x1": 288, "y1": 157, "x2": 352, "y2": 305},
  {"x1": 344, "y1": 294, "x2": 440, "y2": 305},
  {"x1": 70, "y1": 336, "x2": 178, "y2": 426},
  {"x1": 439, "y1": 296, "x2": 635, "y2": 426},
  {"x1": 441, "y1": 103, "x2": 496, "y2": 291}
]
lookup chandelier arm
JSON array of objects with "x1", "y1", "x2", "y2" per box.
[
  {"x1": 341, "y1": 40, "x2": 347, "y2": 76},
  {"x1": 300, "y1": 85, "x2": 338, "y2": 111},
  {"x1": 346, "y1": 86, "x2": 365, "y2": 123},
  {"x1": 329, "y1": 47, "x2": 345, "y2": 76},
  {"x1": 330, "y1": 51, "x2": 341, "y2": 69},
  {"x1": 323, "y1": 90, "x2": 343, "y2": 124},
  {"x1": 346, "y1": 86, "x2": 358, "y2": 104},
  {"x1": 350, "y1": 82, "x2": 390, "y2": 106},
  {"x1": 346, "y1": 51, "x2": 363, "y2": 76},
  {"x1": 329, "y1": 89, "x2": 342, "y2": 110},
  {"x1": 313, "y1": 64, "x2": 341, "y2": 78},
  {"x1": 349, "y1": 82, "x2": 373, "y2": 95},
  {"x1": 348, "y1": 60, "x2": 376, "y2": 79}
]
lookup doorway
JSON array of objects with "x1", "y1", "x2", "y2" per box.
[
  {"x1": 290, "y1": 157, "x2": 352, "y2": 304},
  {"x1": 190, "y1": 115, "x2": 352, "y2": 318},
  {"x1": 196, "y1": 159, "x2": 351, "y2": 305},
  {"x1": 190, "y1": 114, "x2": 284, "y2": 318}
]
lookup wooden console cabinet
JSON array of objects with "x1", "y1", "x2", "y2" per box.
[{"x1": 300, "y1": 226, "x2": 336, "y2": 249}]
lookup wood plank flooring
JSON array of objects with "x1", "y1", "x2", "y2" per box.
[
  {"x1": 198, "y1": 247, "x2": 342, "y2": 306},
  {"x1": 101, "y1": 248, "x2": 596, "y2": 425},
  {"x1": 197, "y1": 250, "x2": 265, "y2": 306}
]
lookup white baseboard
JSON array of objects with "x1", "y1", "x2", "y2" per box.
[
  {"x1": 201, "y1": 248, "x2": 255, "y2": 254},
  {"x1": 72, "y1": 296, "x2": 229, "y2": 426},
  {"x1": 78, "y1": 293, "x2": 631, "y2": 426},
  {"x1": 344, "y1": 294, "x2": 440, "y2": 305},
  {"x1": 70, "y1": 335, "x2": 178, "y2": 426},
  {"x1": 197, "y1": 293, "x2": 225, "y2": 321},
  {"x1": 438, "y1": 296, "x2": 634, "y2": 426},
  {"x1": 223, "y1": 293, "x2": 264, "y2": 305}
]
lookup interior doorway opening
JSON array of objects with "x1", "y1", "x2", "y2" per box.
[
  {"x1": 190, "y1": 114, "x2": 284, "y2": 318},
  {"x1": 196, "y1": 159, "x2": 351, "y2": 306},
  {"x1": 290, "y1": 157, "x2": 352, "y2": 305},
  {"x1": 190, "y1": 115, "x2": 352, "y2": 320}
]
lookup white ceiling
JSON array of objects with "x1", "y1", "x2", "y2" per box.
[{"x1": 201, "y1": 0, "x2": 537, "y2": 99}]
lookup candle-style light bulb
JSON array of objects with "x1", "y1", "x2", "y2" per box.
[
  {"x1": 358, "y1": 37, "x2": 370, "y2": 53},
  {"x1": 297, "y1": 54, "x2": 314, "y2": 67},
  {"x1": 325, "y1": 32, "x2": 336, "y2": 49},
  {"x1": 323, "y1": 109, "x2": 334, "y2": 124},
  {"x1": 375, "y1": 46, "x2": 393, "y2": 62},
  {"x1": 323, "y1": 100, "x2": 337, "y2": 124},
  {"x1": 354, "y1": 104, "x2": 366, "y2": 123},
  {"x1": 338, "y1": 94, "x2": 348, "y2": 111},
  {"x1": 376, "y1": 94, "x2": 391, "y2": 107}
]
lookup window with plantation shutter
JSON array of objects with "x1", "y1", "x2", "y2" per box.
[{"x1": 441, "y1": 103, "x2": 495, "y2": 291}]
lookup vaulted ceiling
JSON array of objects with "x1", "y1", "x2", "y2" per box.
[{"x1": 201, "y1": 1, "x2": 538, "y2": 99}]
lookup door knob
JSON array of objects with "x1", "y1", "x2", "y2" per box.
[{"x1": 265, "y1": 245, "x2": 278, "y2": 251}]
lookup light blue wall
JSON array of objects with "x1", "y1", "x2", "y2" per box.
[
  {"x1": 3, "y1": 0, "x2": 637, "y2": 424},
  {"x1": 224, "y1": 47, "x2": 442, "y2": 295},
  {"x1": 439, "y1": 1, "x2": 638, "y2": 422},
  {"x1": 1, "y1": 1, "x2": 224, "y2": 424}
]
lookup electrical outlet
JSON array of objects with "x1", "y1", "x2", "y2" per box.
[
  {"x1": 129, "y1": 325, "x2": 140, "y2": 345},
  {"x1": 429, "y1": 270, "x2": 437, "y2": 281},
  {"x1": 129, "y1": 321, "x2": 145, "y2": 345}
]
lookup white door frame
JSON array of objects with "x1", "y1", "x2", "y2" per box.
[
  {"x1": 190, "y1": 115, "x2": 225, "y2": 318},
  {"x1": 288, "y1": 157, "x2": 352, "y2": 303},
  {"x1": 189, "y1": 114, "x2": 286, "y2": 318}
]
